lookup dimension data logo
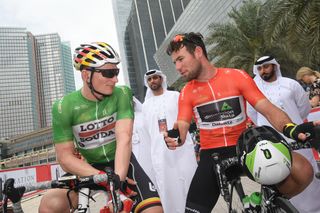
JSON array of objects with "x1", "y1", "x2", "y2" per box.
[{"x1": 221, "y1": 102, "x2": 232, "y2": 111}]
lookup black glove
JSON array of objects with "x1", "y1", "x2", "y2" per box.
[
  {"x1": 283, "y1": 122, "x2": 315, "y2": 141},
  {"x1": 167, "y1": 128, "x2": 182, "y2": 145},
  {"x1": 3, "y1": 178, "x2": 25, "y2": 203}
]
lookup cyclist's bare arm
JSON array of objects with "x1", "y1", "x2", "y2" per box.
[
  {"x1": 115, "y1": 118, "x2": 133, "y2": 181},
  {"x1": 55, "y1": 142, "x2": 100, "y2": 176},
  {"x1": 254, "y1": 99, "x2": 292, "y2": 131},
  {"x1": 254, "y1": 98, "x2": 320, "y2": 140}
]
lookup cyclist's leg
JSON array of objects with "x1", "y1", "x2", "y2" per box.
[
  {"x1": 289, "y1": 148, "x2": 320, "y2": 212},
  {"x1": 276, "y1": 151, "x2": 313, "y2": 198},
  {"x1": 128, "y1": 153, "x2": 163, "y2": 213},
  {"x1": 38, "y1": 188, "x2": 78, "y2": 213},
  {"x1": 185, "y1": 149, "x2": 220, "y2": 213}
]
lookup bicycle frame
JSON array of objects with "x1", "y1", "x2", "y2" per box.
[
  {"x1": 78, "y1": 187, "x2": 91, "y2": 213},
  {"x1": 2, "y1": 172, "x2": 122, "y2": 213},
  {"x1": 212, "y1": 153, "x2": 246, "y2": 211}
]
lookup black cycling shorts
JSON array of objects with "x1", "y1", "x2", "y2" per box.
[{"x1": 185, "y1": 146, "x2": 243, "y2": 213}]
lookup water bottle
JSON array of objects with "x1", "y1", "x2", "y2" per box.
[
  {"x1": 250, "y1": 191, "x2": 262, "y2": 211},
  {"x1": 242, "y1": 192, "x2": 262, "y2": 213},
  {"x1": 158, "y1": 112, "x2": 167, "y2": 133},
  {"x1": 242, "y1": 194, "x2": 251, "y2": 210}
]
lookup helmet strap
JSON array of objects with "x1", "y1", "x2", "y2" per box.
[{"x1": 87, "y1": 71, "x2": 110, "y2": 101}]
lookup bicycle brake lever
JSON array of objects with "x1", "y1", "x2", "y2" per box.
[
  {"x1": 3, "y1": 178, "x2": 26, "y2": 203},
  {"x1": 104, "y1": 167, "x2": 123, "y2": 212}
]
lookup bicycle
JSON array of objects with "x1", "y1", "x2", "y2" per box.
[
  {"x1": 212, "y1": 153, "x2": 298, "y2": 213},
  {"x1": 1, "y1": 168, "x2": 126, "y2": 213},
  {"x1": 212, "y1": 125, "x2": 320, "y2": 213}
]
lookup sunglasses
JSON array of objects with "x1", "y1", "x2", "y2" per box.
[
  {"x1": 257, "y1": 64, "x2": 272, "y2": 71},
  {"x1": 94, "y1": 68, "x2": 119, "y2": 78},
  {"x1": 147, "y1": 75, "x2": 160, "y2": 82},
  {"x1": 172, "y1": 33, "x2": 203, "y2": 45}
]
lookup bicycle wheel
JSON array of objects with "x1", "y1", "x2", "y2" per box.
[
  {"x1": 270, "y1": 197, "x2": 299, "y2": 213},
  {"x1": 229, "y1": 180, "x2": 245, "y2": 213}
]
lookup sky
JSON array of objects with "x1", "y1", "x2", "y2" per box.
[{"x1": 0, "y1": 0, "x2": 123, "y2": 89}]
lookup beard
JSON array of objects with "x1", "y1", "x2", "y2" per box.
[
  {"x1": 261, "y1": 69, "x2": 275, "y2": 81},
  {"x1": 150, "y1": 82, "x2": 162, "y2": 91},
  {"x1": 183, "y1": 62, "x2": 202, "y2": 81}
]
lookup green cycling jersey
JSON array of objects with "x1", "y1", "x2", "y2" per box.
[{"x1": 52, "y1": 86, "x2": 134, "y2": 163}]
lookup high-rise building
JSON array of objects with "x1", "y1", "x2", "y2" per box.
[
  {"x1": 61, "y1": 42, "x2": 76, "y2": 94},
  {"x1": 114, "y1": 0, "x2": 191, "y2": 101},
  {"x1": 0, "y1": 27, "x2": 75, "y2": 138},
  {"x1": 112, "y1": 0, "x2": 133, "y2": 87}
]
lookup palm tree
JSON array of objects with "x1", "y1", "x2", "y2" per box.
[
  {"x1": 206, "y1": 0, "x2": 265, "y2": 74},
  {"x1": 264, "y1": 0, "x2": 320, "y2": 69},
  {"x1": 206, "y1": 0, "x2": 301, "y2": 76}
]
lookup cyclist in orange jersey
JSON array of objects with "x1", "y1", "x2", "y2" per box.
[{"x1": 164, "y1": 32, "x2": 320, "y2": 213}]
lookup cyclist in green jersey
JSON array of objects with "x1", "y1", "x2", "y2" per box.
[{"x1": 39, "y1": 42, "x2": 162, "y2": 213}]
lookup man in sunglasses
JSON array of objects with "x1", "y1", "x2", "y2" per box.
[
  {"x1": 164, "y1": 32, "x2": 320, "y2": 213},
  {"x1": 39, "y1": 42, "x2": 163, "y2": 213},
  {"x1": 247, "y1": 56, "x2": 320, "y2": 212},
  {"x1": 141, "y1": 69, "x2": 197, "y2": 213}
]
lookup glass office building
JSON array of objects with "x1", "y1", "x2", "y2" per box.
[
  {"x1": 154, "y1": 0, "x2": 245, "y2": 86},
  {"x1": 112, "y1": 0, "x2": 133, "y2": 86},
  {"x1": 116, "y1": 0, "x2": 191, "y2": 101},
  {"x1": 61, "y1": 42, "x2": 76, "y2": 94},
  {"x1": 0, "y1": 28, "x2": 75, "y2": 138},
  {"x1": 34, "y1": 34, "x2": 65, "y2": 127},
  {"x1": 0, "y1": 27, "x2": 40, "y2": 138}
]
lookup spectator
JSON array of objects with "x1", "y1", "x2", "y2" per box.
[
  {"x1": 142, "y1": 69, "x2": 197, "y2": 213},
  {"x1": 296, "y1": 67, "x2": 320, "y2": 107},
  {"x1": 247, "y1": 56, "x2": 320, "y2": 213},
  {"x1": 132, "y1": 96, "x2": 156, "y2": 185}
]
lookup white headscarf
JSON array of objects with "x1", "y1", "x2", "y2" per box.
[
  {"x1": 253, "y1": 56, "x2": 282, "y2": 80},
  {"x1": 144, "y1": 69, "x2": 168, "y2": 100}
]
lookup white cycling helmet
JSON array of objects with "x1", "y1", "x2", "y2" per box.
[{"x1": 237, "y1": 126, "x2": 292, "y2": 185}]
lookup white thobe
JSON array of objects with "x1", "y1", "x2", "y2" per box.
[
  {"x1": 247, "y1": 76, "x2": 320, "y2": 213},
  {"x1": 142, "y1": 90, "x2": 197, "y2": 213},
  {"x1": 132, "y1": 110, "x2": 157, "y2": 185}
]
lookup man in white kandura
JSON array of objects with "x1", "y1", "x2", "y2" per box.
[
  {"x1": 132, "y1": 96, "x2": 156, "y2": 185},
  {"x1": 247, "y1": 55, "x2": 320, "y2": 213},
  {"x1": 142, "y1": 69, "x2": 197, "y2": 213}
]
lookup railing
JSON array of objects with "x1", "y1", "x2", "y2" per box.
[{"x1": 0, "y1": 148, "x2": 56, "y2": 169}]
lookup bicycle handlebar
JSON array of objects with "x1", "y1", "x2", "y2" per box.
[
  {"x1": 212, "y1": 125, "x2": 320, "y2": 169},
  {"x1": 3, "y1": 173, "x2": 110, "y2": 213}
]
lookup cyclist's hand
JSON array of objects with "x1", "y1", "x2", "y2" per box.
[
  {"x1": 3, "y1": 178, "x2": 26, "y2": 203},
  {"x1": 283, "y1": 121, "x2": 320, "y2": 141},
  {"x1": 164, "y1": 122, "x2": 182, "y2": 150},
  {"x1": 120, "y1": 178, "x2": 137, "y2": 197},
  {"x1": 97, "y1": 170, "x2": 111, "y2": 191}
]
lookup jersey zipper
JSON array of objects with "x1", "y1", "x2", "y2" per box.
[
  {"x1": 96, "y1": 101, "x2": 110, "y2": 162},
  {"x1": 206, "y1": 82, "x2": 228, "y2": 147}
]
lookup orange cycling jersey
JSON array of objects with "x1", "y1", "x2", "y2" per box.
[{"x1": 178, "y1": 68, "x2": 266, "y2": 149}]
